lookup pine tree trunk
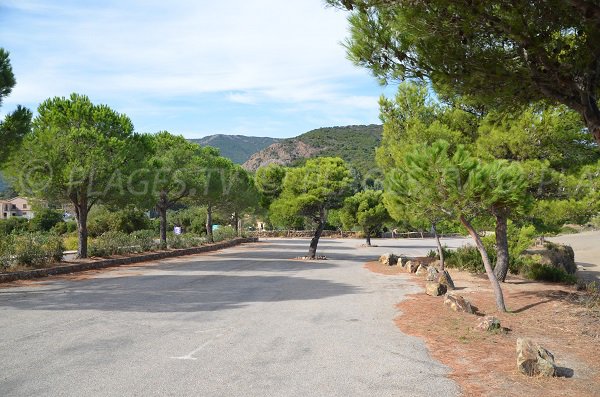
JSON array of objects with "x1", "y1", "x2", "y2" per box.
[
  {"x1": 460, "y1": 215, "x2": 507, "y2": 312},
  {"x1": 365, "y1": 227, "x2": 371, "y2": 246},
  {"x1": 75, "y1": 203, "x2": 88, "y2": 259},
  {"x1": 493, "y1": 211, "x2": 510, "y2": 282},
  {"x1": 582, "y1": 95, "x2": 600, "y2": 145},
  {"x1": 234, "y1": 211, "x2": 239, "y2": 237},
  {"x1": 159, "y1": 207, "x2": 167, "y2": 249},
  {"x1": 206, "y1": 203, "x2": 214, "y2": 243},
  {"x1": 308, "y1": 207, "x2": 326, "y2": 259},
  {"x1": 432, "y1": 223, "x2": 445, "y2": 271}
]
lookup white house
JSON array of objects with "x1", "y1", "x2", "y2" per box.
[{"x1": 0, "y1": 197, "x2": 34, "y2": 219}]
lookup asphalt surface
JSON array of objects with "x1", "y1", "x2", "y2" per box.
[{"x1": 0, "y1": 237, "x2": 469, "y2": 397}]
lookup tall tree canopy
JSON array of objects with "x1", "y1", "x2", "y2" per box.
[
  {"x1": 0, "y1": 48, "x2": 16, "y2": 106},
  {"x1": 327, "y1": 0, "x2": 600, "y2": 144},
  {"x1": 149, "y1": 131, "x2": 206, "y2": 247},
  {"x1": 217, "y1": 164, "x2": 260, "y2": 236},
  {"x1": 255, "y1": 163, "x2": 287, "y2": 209},
  {"x1": 376, "y1": 81, "x2": 477, "y2": 172},
  {"x1": 7, "y1": 94, "x2": 149, "y2": 258},
  {"x1": 0, "y1": 49, "x2": 32, "y2": 166},
  {"x1": 0, "y1": 105, "x2": 32, "y2": 165},
  {"x1": 270, "y1": 157, "x2": 353, "y2": 258}
]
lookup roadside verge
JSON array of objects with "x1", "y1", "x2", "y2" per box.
[{"x1": 0, "y1": 237, "x2": 258, "y2": 283}]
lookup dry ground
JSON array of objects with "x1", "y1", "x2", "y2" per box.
[{"x1": 366, "y1": 261, "x2": 600, "y2": 397}]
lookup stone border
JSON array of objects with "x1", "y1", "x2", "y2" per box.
[{"x1": 0, "y1": 237, "x2": 258, "y2": 283}]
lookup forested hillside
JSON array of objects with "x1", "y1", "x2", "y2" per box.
[
  {"x1": 243, "y1": 125, "x2": 382, "y2": 174},
  {"x1": 189, "y1": 134, "x2": 280, "y2": 164}
]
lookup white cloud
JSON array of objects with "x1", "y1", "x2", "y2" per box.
[
  {"x1": 3, "y1": 1, "x2": 361, "y2": 99},
  {"x1": 1, "y1": 0, "x2": 388, "y2": 136}
]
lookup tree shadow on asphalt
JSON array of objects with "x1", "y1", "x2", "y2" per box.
[
  {"x1": 0, "y1": 273, "x2": 361, "y2": 313},
  {"x1": 158, "y1": 257, "x2": 339, "y2": 272}
]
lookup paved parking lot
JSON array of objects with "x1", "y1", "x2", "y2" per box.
[{"x1": 0, "y1": 237, "x2": 468, "y2": 397}]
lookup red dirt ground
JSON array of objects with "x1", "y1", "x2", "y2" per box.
[{"x1": 365, "y1": 261, "x2": 600, "y2": 397}]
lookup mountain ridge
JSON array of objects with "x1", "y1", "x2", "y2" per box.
[
  {"x1": 188, "y1": 134, "x2": 280, "y2": 164},
  {"x1": 242, "y1": 124, "x2": 382, "y2": 174}
]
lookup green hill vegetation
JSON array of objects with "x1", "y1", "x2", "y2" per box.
[
  {"x1": 243, "y1": 124, "x2": 382, "y2": 175},
  {"x1": 189, "y1": 134, "x2": 279, "y2": 164}
]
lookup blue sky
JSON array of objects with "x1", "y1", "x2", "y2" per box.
[{"x1": 0, "y1": 0, "x2": 395, "y2": 139}]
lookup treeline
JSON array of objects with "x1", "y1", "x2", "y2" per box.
[
  {"x1": 254, "y1": 82, "x2": 599, "y2": 312},
  {"x1": 2, "y1": 93, "x2": 260, "y2": 259}
]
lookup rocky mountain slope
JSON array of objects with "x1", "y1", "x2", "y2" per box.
[{"x1": 242, "y1": 125, "x2": 382, "y2": 174}]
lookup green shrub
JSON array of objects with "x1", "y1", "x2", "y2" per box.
[
  {"x1": 213, "y1": 225, "x2": 236, "y2": 242},
  {"x1": 560, "y1": 225, "x2": 579, "y2": 234},
  {"x1": 591, "y1": 214, "x2": 600, "y2": 229},
  {"x1": 50, "y1": 220, "x2": 76, "y2": 235},
  {"x1": 0, "y1": 217, "x2": 28, "y2": 236},
  {"x1": 167, "y1": 233, "x2": 206, "y2": 249},
  {"x1": 88, "y1": 205, "x2": 151, "y2": 237},
  {"x1": 63, "y1": 235, "x2": 79, "y2": 251},
  {"x1": 167, "y1": 207, "x2": 208, "y2": 235},
  {"x1": 12, "y1": 233, "x2": 64, "y2": 268},
  {"x1": 522, "y1": 261, "x2": 577, "y2": 284},
  {"x1": 89, "y1": 231, "x2": 133, "y2": 257},
  {"x1": 0, "y1": 235, "x2": 15, "y2": 269},
  {"x1": 28, "y1": 208, "x2": 64, "y2": 232},
  {"x1": 444, "y1": 246, "x2": 485, "y2": 273},
  {"x1": 130, "y1": 230, "x2": 157, "y2": 252}
]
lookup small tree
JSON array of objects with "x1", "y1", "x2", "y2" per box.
[
  {"x1": 270, "y1": 157, "x2": 353, "y2": 258},
  {"x1": 149, "y1": 131, "x2": 205, "y2": 247},
  {"x1": 479, "y1": 160, "x2": 529, "y2": 282},
  {"x1": 218, "y1": 165, "x2": 259, "y2": 236},
  {"x1": 193, "y1": 148, "x2": 235, "y2": 243},
  {"x1": 392, "y1": 141, "x2": 514, "y2": 311},
  {"x1": 7, "y1": 94, "x2": 149, "y2": 258},
  {"x1": 385, "y1": 159, "x2": 454, "y2": 270},
  {"x1": 340, "y1": 189, "x2": 390, "y2": 246}
]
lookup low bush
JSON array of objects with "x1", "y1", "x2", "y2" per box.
[
  {"x1": 28, "y1": 208, "x2": 64, "y2": 232},
  {"x1": 444, "y1": 246, "x2": 485, "y2": 273},
  {"x1": 167, "y1": 233, "x2": 206, "y2": 249},
  {"x1": 50, "y1": 220, "x2": 77, "y2": 235},
  {"x1": 0, "y1": 235, "x2": 15, "y2": 269},
  {"x1": 89, "y1": 231, "x2": 134, "y2": 257},
  {"x1": 213, "y1": 225, "x2": 236, "y2": 242},
  {"x1": 0, "y1": 217, "x2": 28, "y2": 236},
  {"x1": 3, "y1": 233, "x2": 64, "y2": 269},
  {"x1": 522, "y1": 259, "x2": 577, "y2": 284},
  {"x1": 130, "y1": 230, "x2": 157, "y2": 252},
  {"x1": 63, "y1": 235, "x2": 79, "y2": 251}
]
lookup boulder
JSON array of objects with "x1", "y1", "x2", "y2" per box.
[
  {"x1": 399, "y1": 256, "x2": 410, "y2": 267},
  {"x1": 426, "y1": 282, "x2": 447, "y2": 296},
  {"x1": 437, "y1": 270, "x2": 455, "y2": 290},
  {"x1": 516, "y1": 338, "x2": 556, "y2": 377},
  {"x1": 415, "y1": 264, "x2": 428, "y2": 276},
  {"x1": 444, "y1": 293, "x2": 474, "y2": 314},
  {"x1": 406, "y1": 260, "x2": 419, "y2": 273},
  {"x1": 426, "y1": 266, "x2": 440, "y2": 281},
  {"x1": 379, "y1": 253, "x2": 398, "y2": 266},
  {"x1": 475, "y1": 316, "x2": 501, "y2": 332}
]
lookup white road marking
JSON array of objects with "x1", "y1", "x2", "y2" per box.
[{"x1": 170, "y1": 333, "x2": 225, "y2": 360}]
